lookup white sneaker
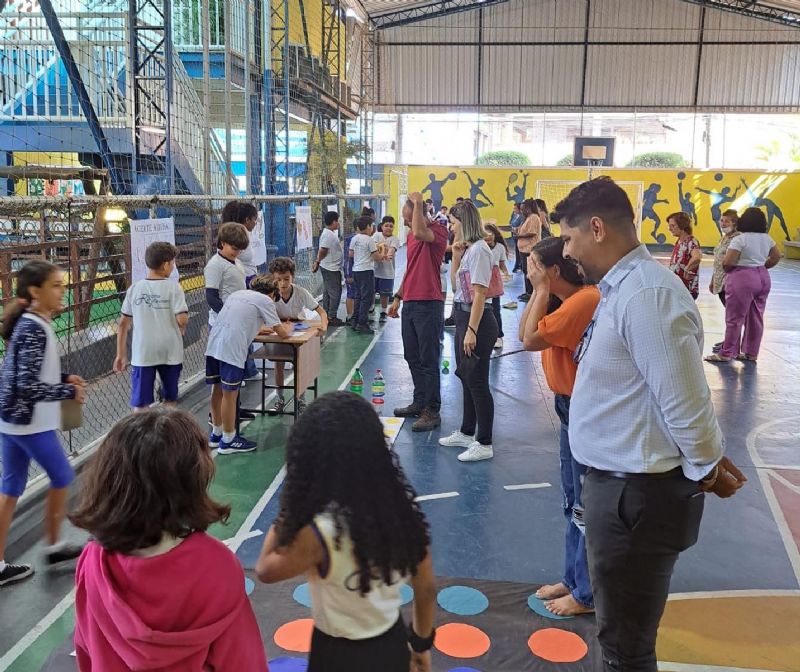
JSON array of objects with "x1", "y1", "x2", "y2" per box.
[
  {"x1": 458, "y1": 442, "x2": 494, "y2": 462},
  {"x1": 438, "y1": 431, "x2": 475, "y2": 448},
  {"x1": 494, "y1": 338, "x2": 503, "y2": 349}
]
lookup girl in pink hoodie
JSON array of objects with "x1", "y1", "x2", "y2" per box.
[{"x1": 70, "y1": 408, "x2": 268, "y2": 671}]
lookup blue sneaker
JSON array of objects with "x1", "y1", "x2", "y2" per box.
[
  {"x1": 209, "y1": 431, "x2": 222, "y2": 448},
  {"x1": 217, "y1": 436, "x2": 257, "y2": 455}
]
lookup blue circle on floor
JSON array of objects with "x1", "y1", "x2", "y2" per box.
[
  {"x1": 437, "y1": 586, "x2": 489, "y2": 616},
  {"x1": 244, "y1": 577, "x2": 255, "y2": 596},
  {"x1": 448, "y1": 668, "x2": 482, "y2": 672},
  {"x1": 527, "y1": 594, "x2": 574, "y2": 620},
  {"x1": 269, "y1": 657, "x2": 308, "y2": 672},
  {"x1": 400, "y1": 583, "x2": 414, "y2": 605},
  {"x1": 293, "y1": 583, "x2": 312, "y2": 608}
]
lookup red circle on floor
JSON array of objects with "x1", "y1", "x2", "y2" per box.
[
  {"x1": 528, "y1": 628, "x2": 588, "y2": 663},
  {"x1": 435, "y1": 623, "x2": 491, "y2": 658},
  {"x1": 274, "y1": 619, "x2": 314, "y2": 653}
]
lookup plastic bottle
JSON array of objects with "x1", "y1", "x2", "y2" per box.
[
  {"x1": 371, "y1": 370, "x2": 385, "y2": 408},
  {"x1": 350, "y1": 367, "x2": 364, "y2": 393}
]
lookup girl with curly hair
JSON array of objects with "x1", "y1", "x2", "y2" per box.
[{"x1": 256, "y1": 391, "x2": 436, "y2": 672}]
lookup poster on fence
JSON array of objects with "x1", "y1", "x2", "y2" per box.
[
  {"x1": 295, "y1": 206, "x2": 313, "y2": 250},
  {"x1": 130, "y1": 217, "x2": 180, "y2": 284},
  {"x1": 249, "y1": 210, "x2": 268, "y2": 267}
]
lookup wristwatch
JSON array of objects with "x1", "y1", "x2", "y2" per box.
[
  {"x1": 407, "y1": 625, "x2": 435, "y2": 653},
  {"x1": 392, "y1": 293, "x2": 403, "y2": 302}
]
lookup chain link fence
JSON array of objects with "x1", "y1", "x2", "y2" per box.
[{"x1": 0, "y1": 192, "x2": 386, "y2": 494}]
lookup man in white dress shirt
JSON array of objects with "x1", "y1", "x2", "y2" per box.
[{"x1": 554, "y1": 177, "x2": 747, "y2": 672}]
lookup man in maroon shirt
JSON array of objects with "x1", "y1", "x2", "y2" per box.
[{"x1": 388, "y1": 192, "x2": 449, "y2": 431}]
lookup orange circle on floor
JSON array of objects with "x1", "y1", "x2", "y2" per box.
[
  {"x1": 274, "y1": 619, "x2": 314, "y2": 653},
  {"x1": 528, "y1": 628, "x2": 588, "y2": 663},
  {"x1": 435, "y1": 623, "x2": 491, "y2": 658}
]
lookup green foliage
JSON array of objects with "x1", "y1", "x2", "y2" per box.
[
  {"x1": 626, "y1": 152, "x2": 687, "y2": 168},
  {"x1": 556, "y1": 154, "x2": 574, "y2": 167},
  {"x1": 476, "y1": 150, "x2": 531, "y2": 167},
  {"x1": 755, "y1": 134, "x2": 800, "y2": 166}
]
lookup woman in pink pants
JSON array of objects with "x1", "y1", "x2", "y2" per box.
[{"x1": 705, "y1": 207, "x2": 781, "y2": 363}]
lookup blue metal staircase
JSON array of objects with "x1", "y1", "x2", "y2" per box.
[{"x1": 0, "y1": 0, "x2": 234, "y2": 195}]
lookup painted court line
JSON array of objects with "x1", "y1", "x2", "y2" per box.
[
  {"x1": 0, "y1": 589, "x2": 76, "y2": 671},
  {"x1": 0, "y1": 329, "x2": 385, "y2": 669},
  {"x1": 504, "y1": 482, "x2": 552, "y2": 491},
  {"x1": 658, "y1": 663, "x2": 784, "y2": 672},
  {"x1": 223, "y1": 528, "x2": 265, "y2": 549},
  {"x1": 667, "y1": 588, "x2": 800, "y2": 600},
  {"x1": 415, "y1": 492, "x2": 459, "y2": 502}
]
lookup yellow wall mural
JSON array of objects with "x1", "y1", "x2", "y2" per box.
[{"x1": 398, "y1": 166, "x2": 797, "y2": 251}]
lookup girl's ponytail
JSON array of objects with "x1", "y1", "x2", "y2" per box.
[{"x1": 1, "y1": 261, "x2": 59, "y2": 342}]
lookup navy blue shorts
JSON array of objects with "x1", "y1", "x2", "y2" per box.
[
  {"x1": 131, "y1": 364, "x2": 182, "y2": 408},
  {"x1": 205, "y1": 356, "x2": 245, "y2": 392},
  {"x1": 345, "y1": 278, "x2": 360, "y2": 300},
  {"x1": 1, "y1": 430, "x2": 74, "y2": 497},
  {"x1": 375, "y1": 277, "x2": 394, "y2": 297}
]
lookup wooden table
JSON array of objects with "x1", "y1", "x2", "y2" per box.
[{"x1": 238, "y1": 320, "x2": 322, "y2": 429}]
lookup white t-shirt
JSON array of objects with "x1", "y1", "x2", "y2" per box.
[
  {"x1": 205, "y1": 290, "x2": 281, "y2": 368},
  {"x1": 204, "y1": 253, "x2": 246, "y2": 326},
  {"x1": 309, "y1": 512, "x2": 405, "y2": 640},
  {"x1": 454, "y1": 240, "x2": 493, "y2": 304},
  {"x1": 121, "y1": 279, "x2": 188, "y2": 367},
  {"x1": 351, "y1": 233, "x2": 378, "y2": 273},
  {"x1": 372, "y1": 232, "x2": 399, "y2": 280},
  {"x1": 0, "y1": 314, "x2": 61, "y2": 435},
  {"x1": 275, "y1": 285, "x2": 319, "y2": 320},
  {"x1": 491, "y1": 243, "x2": 507, "y2": 267},
  {"x1": 728, "y1": 232, "x2": 775, "y2": 267},
  {"x1": 319, "y1": 227, "x2": 343, "y2": 272},
  {"x1": 237, "y1": 245, "x2": 257, "y2": 277}
]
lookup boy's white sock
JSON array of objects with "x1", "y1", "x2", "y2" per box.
[
  {"x1": 0, "y1": 560, "x2": 6, "y2": 572},
  {"x1": 212, "y1": 424, "x2": 223, "y2": 435},
  {"x1": 222, "y1": 431, "x2": 236, "y2": 443}
]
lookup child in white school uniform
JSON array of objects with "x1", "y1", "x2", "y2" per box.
[
  {"x1": 114, "y1": 242, "x2": 188, "y2": 410},
  {"x1": 372, "y1": 216, "x2": 400, "y2": 323},
  {"x1": 265, "y1": 257, "x2": 328, "y2": 416},
  {"x1": 205, "y1": 275, "x2": 292, "y2": 454}
]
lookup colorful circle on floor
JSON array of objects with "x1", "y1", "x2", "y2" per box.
[
  {"x1": 437, "y1": 586, "x2": 489, "y2": 616},
  {"x1": 244, "y1": 577, "x2": 255, "y2": 596},
  {"x1": 447, "y1": 668, "x2": 482, "y2": 672},
  {"x1": 269, "y1": 657, "x2": 308, "y2": 672},
  {"x1": 435, "y1": 623, "x2": 491, "y2": 658},
  {"x1": 400, "y1": 583, "x2": 414, "y2": 605},
  {"x1": 274, "y1": 619, "x2": 314, "y2": 653},
  {"x1": 527, "y1": 594, "x2": 574, "y2": 621},
  {"x1": 528, "y1": 628, "x2": 588, "y2": 663},
  {"x1": 293, "y1": 583, "x2": 312, "y2": 608}
]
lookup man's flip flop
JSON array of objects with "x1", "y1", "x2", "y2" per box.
[{"x1": 704, "y1": 354, "x2": 731, "y2": 363}]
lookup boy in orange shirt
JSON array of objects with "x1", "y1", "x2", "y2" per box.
[{"x1": 519, "y1": 236, "x2": 600, "y2": 617}]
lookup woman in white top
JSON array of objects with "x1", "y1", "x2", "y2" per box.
[
  {"x1": 485, "y1": 223, "x2": 509, "y2": 349},
  {"x1": 256, "y1": 392, "x2": 436, "y2": 672},
  {"x1": 439, "y1": 201, "x2": 499, "y2": 462},
  {"x1": 705, "y1": 207, "x2": 781, "y2": 363}
]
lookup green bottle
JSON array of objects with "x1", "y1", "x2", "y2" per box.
[{"x1": 350, "y1": 367, "x2": 364, "y2": 393}]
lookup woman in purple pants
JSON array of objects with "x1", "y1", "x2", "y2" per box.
[{"x1": 705, "y1": 207, "x2": 781, "y2": 363}]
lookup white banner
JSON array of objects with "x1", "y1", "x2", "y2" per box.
[
  {"x1": 295, "y1": 206, "x2": 314, "y2": 250},
  {"x1": 250, "y1": 210, "x2": 268, "y2": 266},
  {"x1": 130, "y1": 217, "x2": 179, "y2": 283}
]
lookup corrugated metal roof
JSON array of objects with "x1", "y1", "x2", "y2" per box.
[{"x1": 359, "y1": 1, "x2": 435, "y2": 18}]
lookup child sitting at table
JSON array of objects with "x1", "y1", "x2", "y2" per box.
[
  {"x1": 206, "y1": 275, "x2": 292, "y2": 454},
  {"x1": 266, "y1": 257, "x2": 328, "y2": 416}
]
